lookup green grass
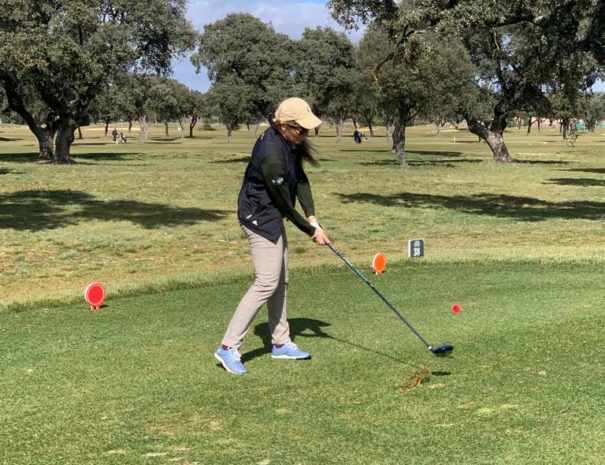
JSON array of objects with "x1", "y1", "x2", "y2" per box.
[
  {"x1": 1, "y1": 122, "x2": 605, "y2": 463},
  {"x1": 1, "y1": 122, "x2": 604, "y2": 310},
  {"x1": 1, "y1": 262, "x2": 604, "y2": 464}
]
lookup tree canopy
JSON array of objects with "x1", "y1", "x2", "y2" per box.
[
  {"x1": 0, "y1": 0, "x2": 196, "y2": 162},
  {"x1": 328, "y1": 0, "x2": 605, "y2": 161},
  {"x1": 192, "y1": 13, "x2": 295, "y2": 128}
]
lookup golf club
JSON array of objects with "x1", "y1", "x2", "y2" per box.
[{"x1": 327, "y1": 243, "x2": 454, "y2": 357}]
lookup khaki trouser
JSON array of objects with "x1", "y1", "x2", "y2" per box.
[{"x1": 221, "y1": 225, "x2": 290, "y2": 347}]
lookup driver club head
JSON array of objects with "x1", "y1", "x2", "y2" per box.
[{"x1": 429, "y1": 344, "x2": 454, "y2": 357}]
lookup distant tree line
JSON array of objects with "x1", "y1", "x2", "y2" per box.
[
  {"x1": 328, "y1": 0, "x2": 605, "y2": 164},
  {"x1": 1, "y1": 1, "x2": 604, "y2": 165},
  {"x1": 0, "y1": 1, "x2": 196, "y2": 163},
  {"x1": 192, "y1": 9, "x2": 605, "y2": 165}
]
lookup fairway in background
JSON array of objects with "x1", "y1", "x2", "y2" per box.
[{"x1": 1, "y1": 123, "x2": 604, "y2": 311}]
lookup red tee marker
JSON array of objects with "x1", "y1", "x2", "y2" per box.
[
  {"x1": 85, "y1": 283, "x2": 106, "y2": 311},
  {"x1": 452, "y1": 303, "x2": 461, "y2": 314},
  {"x1": 372, "y1": 253, "x2": 386, "y2": 275}
]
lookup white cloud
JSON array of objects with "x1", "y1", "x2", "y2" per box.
[
  {"x1": 174, "y1": 0, "x2": 363, "y2": 92},
  {"x1": 187, "y1": 0, "x2": 361, "y2": 39}
]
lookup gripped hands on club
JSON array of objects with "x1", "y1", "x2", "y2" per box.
[{"x1": 308, "y1": 216, "x2": 330, "y2": 245}]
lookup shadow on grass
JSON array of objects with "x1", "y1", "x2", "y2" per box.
[
  {"x1": 72, "y1": 142, "x2": 114, "y2": 146},
  {"x1": 341, "y1": 150, "x2": 465, "y2": 157},
  {"x1": 566, "y1": 167, "x2": 605, "y2": 174},
  {"x1": 241, "y1": 318, "x2": 418, "y2": 367},
  {"x1": 148, "y1": 136, "x2": 183, "y2": 142},
  {"x1": 0, "y1": 189, "x2": 229, "y2": 230},
  {"x1": 545, "y1": 178, "x2": 605, "y2": 187},
  {"x1": 0, "y1": 136, "x2": 23, "y2": 142},
  {"x1": 211, "y1": 156, "x2": 251, "y2": 164},
  {"x1": 360, "y1": 158, "x2": 482, "y2": 167},
  {"x1": 0, "y1": 152, "x2": 42, "y2": 163},
  {"x1": 339, "y1": 149, "x2": 393, "y2": 153},
  {"x1": 337, "y1": 191, "x2": 605, "y2": 221},
  {"x1": 513, "y1": 160, "x2": 572, "y2": 165},
  {"x1": 71, "y1": 153, "x2": 149, "y2": 165},
  {"x1": 0, "y1": 152, "x2": 143, "y2": 164},
  {"x1": 412, "y1": 150, "x2": 465, "y2": 157}
]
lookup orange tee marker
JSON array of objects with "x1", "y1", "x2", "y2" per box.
[
  {"x1": 372, "y1": 253, "x2": 386, "y2": 275},
  {"x1": 85, "y1": 283, "x2": 106, "y2": 311}
]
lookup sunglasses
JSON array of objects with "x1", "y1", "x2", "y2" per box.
[{"x1": 288, "y1": 124, "x2": 308, "y2": 133}]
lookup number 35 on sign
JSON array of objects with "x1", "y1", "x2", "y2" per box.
[{"x1": 408, "y1": 239, "x2": 425, "y2": 258}]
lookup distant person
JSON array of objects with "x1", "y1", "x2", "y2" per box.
[
  {"x1": 353, "y1": 128, "x2": 362, "y2": 143},
  {"x1": 214, "y1": 97, "x2": 330, "y2": 375},
  {"x1": 120, "y1": 132, "x2": 127, "y2": 143},
  {"x1": 111, "y1": 127, "x2": 118, "y2": 142}
]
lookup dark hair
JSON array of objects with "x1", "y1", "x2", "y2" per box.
[
  {"x1": 298, "y1": 138, "x2": 320, "y2": 168},
  {"x1": 269, "y1": 114, "x2": 320, "y2": 167}
]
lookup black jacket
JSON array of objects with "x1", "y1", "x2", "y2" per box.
[{"x1": 237, "y1": 127, "x2": 316, "y2": 242}]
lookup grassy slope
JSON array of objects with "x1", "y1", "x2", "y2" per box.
[
  {"x1": 1, "y1": 262, "x2": 604, "y2": 464},
  {"x1": 1, "y1": 123, "x2": 604, "y2": 310},
  {"x1": 1, "y1": 123, "x2": 604, "y2": 464}
]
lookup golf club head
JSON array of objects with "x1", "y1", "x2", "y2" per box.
[{"x1": 429, "y1": 344, "x2": 454, "y2": 357}]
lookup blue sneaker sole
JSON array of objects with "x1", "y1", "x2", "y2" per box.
[
  {"x1": 214, "y1": 352, "x2": 247, "y2": 375},
  {"x1": 271, "y1": 354, "x2": 312, "y2": 360}
]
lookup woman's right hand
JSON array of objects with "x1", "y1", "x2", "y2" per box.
[{"x1": 312, "y1": 227, "x2": 330, "y2": 245}]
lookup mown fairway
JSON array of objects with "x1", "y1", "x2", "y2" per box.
[
  {"x1": 1, "y1": 123, "x2": 604, "y2": 464},
  {"x1": 1, "y1": 123, "x2": 604, "y2": 309}
]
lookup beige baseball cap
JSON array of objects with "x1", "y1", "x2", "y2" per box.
[{"x1": 274, "y1": 97, "x2": 323, "y2": 129}]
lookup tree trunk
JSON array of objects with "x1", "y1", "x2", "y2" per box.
[
  {"x1": 138, "y1": 116, "x2": 148, "y2": 142},
  {"x1": 2, "y1": 78, "x2": 56, "y2": 160},
  {"x1": 561, "y1": 118, "x2": 569, "y2": 139},
  {"x1": 37, "y1": 128, "x2": 55, "y2": 160},
  {"x1": 436, "y1": 118, "x2": 445, "y2": 135},
  {"x1": 466, "y1": 116, "x2": 512, "y2": 162},
  {"x1": 104, "y1": 118, "x2": 110, "y2": 136},
  {"x1": 164, "y1": 121, "x2": 169, "y2": 137},
  {"x1": 227, "y1": 123, "x2": 233, "y2": 143},
  {"x1": 54, "y1": 122, "x2": 76, "y2": 164},
  {"x1": 485, "y1": 131, "x2": 510, "y2": 162},
  {"x1": 392, "y1": 120, "x2": 407, "y2": 167},
  {"x1": 189, "y1": 115, "x2": 198, "y2": 137},
  {"x1": 384, "y1": 113, "x2": 394, "y2": 141},
  {"x1": 336, "y1": 118, "x2": 344, "y2": 142}
]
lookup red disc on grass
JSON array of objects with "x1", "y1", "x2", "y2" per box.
[
  {"x1": 85, "y1": 282, "x2": 106, "y2": 310},
  {"x1": 372, "y1": 253, "x2": 386, "y2": 275},
  {"x1": 452, "y1": 303, "x2": 461, "y2": 314}
]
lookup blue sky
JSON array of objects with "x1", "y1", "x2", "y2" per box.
[
  {"x1": 174, "y1": 1, "x2": 604, "y2": 93},
  {"x1": 172, "y1": 0, "x2": 361, "y2": 92}
]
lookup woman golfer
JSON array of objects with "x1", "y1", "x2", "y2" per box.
[{"x1": 215, "y1": 97, "x2": 330, "y2": 375}]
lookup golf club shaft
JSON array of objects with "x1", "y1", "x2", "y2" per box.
[{"x1": 326, "y1": 243, "x2": 431, "y2": 349}]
